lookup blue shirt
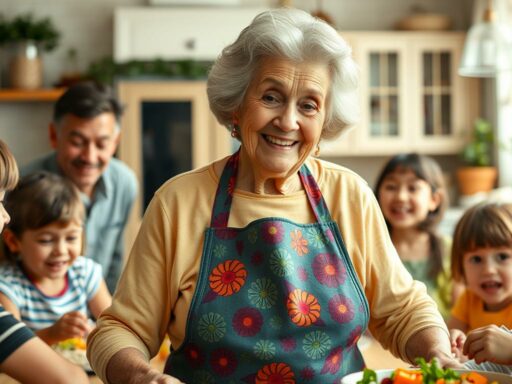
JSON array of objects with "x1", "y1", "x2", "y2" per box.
[
  {"x1": 22, "y1": 153, "x2": 138, "y2": 293},
  {"x1": 0, "y1": 257, "x2": 102, "y2": 330}
]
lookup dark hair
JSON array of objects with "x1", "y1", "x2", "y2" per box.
[
  {"x1": 53, "y1": 81, "x2": 123, "y2": 125},
  {"x1": 0, "y1": 140, "x2": 19, "y2": 191},
  {"x1": 451, "y1": 202, "x2": 512, "y2": 282},
  {"x1": 3, "y1": 172, "x2": 84, "y2": 260},
  {"x1": 374, "y1": 153, "x2": 448, "y2": 279}
]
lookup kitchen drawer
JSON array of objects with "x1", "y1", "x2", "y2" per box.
[{"x1": 114, "y1": 7, "x2": 268, "y2": 61}]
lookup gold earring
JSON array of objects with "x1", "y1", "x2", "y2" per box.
[{"x1": 314, "y1": 144, "x2": 320, "y2": 157}]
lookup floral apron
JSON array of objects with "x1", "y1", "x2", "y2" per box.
[{"x1": 165, "y1": 151, "x2": 369, "y2": 383}]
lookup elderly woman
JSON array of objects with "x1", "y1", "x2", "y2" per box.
[{"x1": 87, "y1": 8, "x2": 459, "y2": 384}]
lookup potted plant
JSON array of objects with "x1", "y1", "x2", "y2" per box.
[
  {"x1": 456, "y1": 118, "x2": 498, "y2": 196},
  {"x1": 0, "y1": 13, "x2": 60, "y2": 89}
]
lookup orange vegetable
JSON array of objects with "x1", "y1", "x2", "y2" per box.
[
  {"x1": 394, "y1": 369, "x2": 423, "y2": 384},
  {"x1": 460, "y1": 372, "x2": 488, "y2": 384}
]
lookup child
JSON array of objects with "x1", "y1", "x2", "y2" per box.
[
  {"x1": 0, "y1": 171, "x2": 111, "y2": 346},
  {"x1": 375, "y1": 153, "x2": 459, "y2": 319},
  {"x1": 448, "y1": 202, "x2": 512, "y2": 335},
  {"x1": 462, "y1": 325, "x2": 512, "y2": 374},
  {"x1": 0, "y1": 140, "x2": 88, "y2": 383}
]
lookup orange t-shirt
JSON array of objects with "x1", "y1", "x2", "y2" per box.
[{"x1": 451, "y1": 289, "x2": 512, "y2": 331}]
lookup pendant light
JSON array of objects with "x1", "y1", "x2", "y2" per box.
[{"x1": 459, "y1": 0, "x2": 512, "y2": 77}]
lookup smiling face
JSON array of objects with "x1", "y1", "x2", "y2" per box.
[
  {"x1": 463, "y1": 246, "x2": 512, "y2": 311},
  {"x1": 50, "y1": 112, "x2": 120, "y2": 198},
  {"x1": 377, "y1": 168, "x2": 440, "y2": 230},
  {"x1": 7, "y1": 221, "x2": 83, "y2": 284},
  {"x1": 236, "y1": 57, "x2": 330, "y2": 192}
]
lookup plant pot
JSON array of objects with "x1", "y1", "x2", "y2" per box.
[
  {"x1": 456, "y1": 166, "x2": 498, "y2": 196},
  {"x1": 8, "y1": 40, "x2": 43, "y2": 89}
]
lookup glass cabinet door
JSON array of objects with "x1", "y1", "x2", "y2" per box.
[
  {"x1": 422, "y1": 51, "x2": 452, "y2": 137},
  {"x1": 369, "y1": 51, "x2": 400, "y2": 137}
]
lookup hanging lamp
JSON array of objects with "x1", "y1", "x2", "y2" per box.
[{"x1": 459, "y1": 0, "x2": 512, "y2": 77}]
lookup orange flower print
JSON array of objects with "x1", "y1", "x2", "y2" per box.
[
  {"x1": 287, "y1": 289, "x2": 321, "y2": 327},
  {"x1": 209, "y1": 260, "x2": 247, "y2": 296},
  {"x1": 290, "y1": 230, "x2": 308, "y2": 256},
  {"x1": 256, "y1": 362, "x2": 295, "y2": 384}
]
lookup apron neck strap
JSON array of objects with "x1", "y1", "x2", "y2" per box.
[{"x1": 210, "y1": 150, "x2": 332, "y2": 227}]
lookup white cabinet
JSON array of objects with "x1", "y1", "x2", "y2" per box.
[
  {"x1": 114, "y1": 7, "x2": 267, "y2": 61},
  {"x1": 322, "y1": 31, "x2": 480, "y2": 157}
]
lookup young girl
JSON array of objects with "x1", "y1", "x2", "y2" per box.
[
  {"x1": 0, "y1": 140, "x2": 88, "y2": 383},
  {"x1": 0, "y1": 171, "x2": 111, "y2": 346},
  {"x1": 448, "y1": 202, "x2": 512, "y2": 372},
  {"x1": 448, "y1": 202, "x2": 512, "y2": 332},
  {"x1": 375, "y1": 153, "x2": 459, "y2": 319}
]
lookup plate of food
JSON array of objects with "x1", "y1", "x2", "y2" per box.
[
  {"x1": 341, "y1": 358, "x2": 512, "y2": 384},
  {"x1": 52, "y1": 337, "x2": 93, "y2": 374}
]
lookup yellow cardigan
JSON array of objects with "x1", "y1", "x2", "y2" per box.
[{"x1": 88, "y1": 156, "x2": 448, "y2": 381}]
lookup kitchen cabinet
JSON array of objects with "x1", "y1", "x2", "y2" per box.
[
  {"x1": 117, "y1": 80, "x2": 234, "y2": 247},
  {"x1": 322, "y1": 31, "x2": 480, "y2": 157}
]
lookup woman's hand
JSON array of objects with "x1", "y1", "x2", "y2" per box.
[
  {"x1": 129, "y1": 369, "x2": 184, "y2": 384},
  {"x1": 463, "y1": 325, "x2": 512, "y2": 365},
  {"x1": 105, "y1": 347, "x2": 185, "y2": 384},
  {"x1": 45, "y1": 311, "x2": 91, "y2": 344},
  {"x1": 449, "y1": 328, "x2": 467, "y2": 361}
]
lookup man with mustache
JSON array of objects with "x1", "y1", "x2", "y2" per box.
[{"x1": 22, "y1": 82, "x2": 138, "y2": 294}]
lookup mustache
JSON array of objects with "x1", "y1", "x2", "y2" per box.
[{"x1": 71, "y1": 159, "x2": 102, "y2": 168}]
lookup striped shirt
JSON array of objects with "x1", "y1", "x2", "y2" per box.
[
  {"x1": 0, "y1": 306, "x2": 34, "y2": 363},
  {"x1": 0, "y1": 257, "x2": 101, "y2": 331}
]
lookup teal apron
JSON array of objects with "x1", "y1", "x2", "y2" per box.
[{"x1": 165, "y1": 151, "x2": 369, "y2": 383}]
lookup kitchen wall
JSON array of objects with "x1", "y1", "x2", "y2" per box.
[{"x1": 0, "y1": 0, "x2": 474, "y2": 189}]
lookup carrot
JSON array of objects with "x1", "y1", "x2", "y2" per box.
[{"x1": 393, "y1": 369, "x2": 423, "y2": 384}]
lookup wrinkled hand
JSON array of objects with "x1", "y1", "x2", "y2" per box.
[
  {"x1": 463, "y1": 325, "x2": 512, "y2": 365},
  {"x1": 50, "y1": 311, "x2": 91, "y2": 342},
  {"x1": 449, "y1": 329, "x2": 467, "y2": 361},
  {"x1": 427, "y1": 353, "x2": 465, "y2": 369},
  {"x1": 132, "y1": 370, "x2": 185, "y2": 384}
]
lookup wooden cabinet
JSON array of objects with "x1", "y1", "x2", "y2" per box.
[
  {"x1": 322, "y1": 31, "x2": 480, "y2": 157},
  {"x1": 117, "y1": 80, "x2": 233, "y2": 247}
]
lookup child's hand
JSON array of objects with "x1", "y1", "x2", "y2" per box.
[
  {"x1": 449, "y1": 328, "x2": 467, "y2": 361},
  {"x1": 463, "y1": 325, "x2": 512, "y2": 365},
  {"x1": 50, "y1": 311, "x2": 92, "y2": 342}
]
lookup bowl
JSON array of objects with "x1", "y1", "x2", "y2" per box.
[{"x1": 341, "y1": 369, "x2": 512, "y2": 384}]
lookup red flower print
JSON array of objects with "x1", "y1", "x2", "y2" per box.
[
  {"x1": 328, "y1": 294, "x2": 354, "y2": 324},
  {"x1": 303, "y1": 174, "x2": 322, "y2": 205},
  {"x1": 321, "y1": 346, "x2": 343, "y2": 374},
  {"x1": 287, "y1": 289, "x2": 321, "y2": 327},
  {"x1": 252, "y1": 251, "x2": 264, "y2": 266},
  {"x1": 297, "y1": 266, "x2": 308, "y2": 281},
  {"x1": 256, "y1": 362, "x2": 295, "y2": 384},
  {"x1": 312, "y1": 253, "x2": 346, "y2": 287},
  {"x1": 324, "y1": 228, "x2": 334, "y2": 242},
  {"x1": 280, "y1": 337, "x2": 297, "y2": 352},
  {"x1": 262, "y1": 221, "x2": 284, "y2": 244},
  {"x1": 290, "y1": 230, "x2": 308, "y2": 256},
  {"x1": 347, "y1": 326, "x2": 363, "y2": 347},
  {"x1": 184, "y1": 343, "x2": 204, "y2": 368},
  {"x1": 300, "y1": 366, "x2": 315, "y2": 381},
  {"x1": 232, "y1": 307, "x2": 263, "y2": 337},
  {"x1": 210, "y1": 348, "x2": 237, "y2": 376},
  {"x1": 209, "y1": 260, "x2": 247, "y2": 296},
  {"x1": 228, "y1": 175, "x2": 236, "y2": 196}
]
